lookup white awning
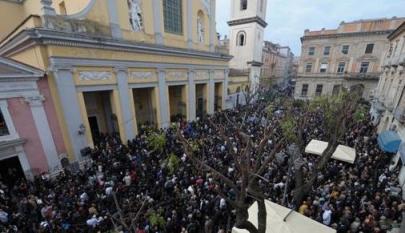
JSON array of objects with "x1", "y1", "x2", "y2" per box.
[
  {"x1": 332, "y1": 145, "x2": 356, "y2": 164},
  {"x1": 232, "y1": 200, "x2": 336, "y2": 233},
  {"x1": 304, "y1": 140, "x2": 328, "y2": 155}
]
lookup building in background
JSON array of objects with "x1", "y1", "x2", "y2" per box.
[
  {"x1": 0, "y1": 58, "x2": 65, "y2": 180},
  {"x1": 0, "y1": 0, "x2": 231, "y2": 176},
  {"x1": 294, "y1": 17, "x2": 405, "y2": 100},
  {"x1": 373, "y1": 21, "x2": 405, "y2": 136},
  {"x1": 261, "y1": 41, "x2": 294, "y2": 87},
  {"x1": 371, "y1": 21, "x2": 405, "y2": 200},
  {"x1": 227, "y1": 0, "x2": 268, "y2": 106}
]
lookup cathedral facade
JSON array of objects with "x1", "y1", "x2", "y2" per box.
[{"x1": 0, "y1": 0, "x2": 231, "y2": 172}]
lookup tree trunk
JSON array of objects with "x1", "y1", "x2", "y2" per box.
[
  {"x1": 293, "y1": 140, "x2": 337, "y2": 206},
  {"x1": 257, "y1": 198, "x2": 267, "y2": 233}
]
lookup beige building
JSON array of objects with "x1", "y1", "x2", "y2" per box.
[
  {"x1": 294, "y1": 17, "x2": 405, "y2": 100},
  {"x1": 261, "y1": 41, "x2": 294, "y2": 87},
  {"x1": 0, "y1": 0, "x2": 231, "y2": 163},
  {"x1": 373, "y1": 21, "x2": 405, "y2": 139},
  {"x1": 372, "y1": 21, "x2": 405, "y2": 201}
]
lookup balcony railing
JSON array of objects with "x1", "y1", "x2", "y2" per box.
[
  {"x1": 298, "y1": 72, "x2": 380, "y2": 80},
  {"x1": 394, "y1": 107, "x2": 405, "y2": 124},
  {"x1": 44, "y1": 15, "x2": 112, "y2": 38}
]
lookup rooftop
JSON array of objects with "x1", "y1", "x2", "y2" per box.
[{"x1": 303, "y1": 17, "x2": 405, "y2": 38}]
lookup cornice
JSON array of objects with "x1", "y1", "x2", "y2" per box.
[
  {"x1": 228, "y1": 16, "x2": 268, "y2": 28},
  {"x1": 247, "y1": 61, "x2": 264, "y2": 67},
  {"x1": 1, "y1": 0, "x2": 25, "y2": 4},
  {"x1": 388, "y1": 22, "x2": 405, "y2": 40},
  {"x1": 0, "y1": 28, "x2": 233, "y2": 62},
  {"x1": 301, "y1": 30, "x2": 394, "y2": 42}
]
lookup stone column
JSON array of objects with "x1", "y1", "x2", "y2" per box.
[
  {"x1": 107, "y1": 0, "x2": 122, "y2": 39},
  {"x1": 25, "y1": 95, "x2": 62, "y2": 172},
  {"x1": 187, "y1": 70, "x2": 196, "y2": 121},
  {"x1": 187, "y1": 0, "x2": 193, "y2": 48},
  {"x1": 115, "y1": 67, "x2": 135, "y2": 141},
  {"x1": 209, "y1": 0, "x2": 216, "y2": 52},
  {"x1": 223, "y1": 69, "x2": 229, "y2": 109},
  {"x1": 208, "y1": 70, "x2": 215, "y2": 114},
  {"x1": 157, "y1": 69, "x2": 170, "y2": 128},
  {"x1": 53, "y1": 66, "x2": 87, "y2": 161},
  {"x1": 152, "y1": 0, "x2": 164, "y2": 44}
]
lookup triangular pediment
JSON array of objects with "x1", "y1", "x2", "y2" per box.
[{"x1": 0, "y1": 57, "x2": 43, "y2": 78}]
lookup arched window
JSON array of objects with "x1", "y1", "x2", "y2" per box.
[
  {"x1": 163, "y1": 0, "x2": 183, "y2": 34},
  {"x1": 197, "y1": 10, "x2": 205, "y2": 43},
  {"x1": 240, "y1": 0, "x2": 247, "y2": 10},
  {"x1": 237, "y1": 31, "x2": 246, "y2": 46}
]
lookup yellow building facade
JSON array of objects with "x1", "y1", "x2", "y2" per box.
[{"x1": 0, "y1": 0, "x2": 231, "y2": 162}]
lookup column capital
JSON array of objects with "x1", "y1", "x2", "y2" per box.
[
  {"x1": 25, "y1": 95, "x2": 45, "y2": 107},
  {"x1": 157, "y1": 68, "x2": 166, "y2": 74},
  {"x1": 187, "y1": 69, "x2": 196, "y2": 75},
  {"x1": 114, "y1": 66, "x2": 128, "y2": 74},
  {"x1": 49, "y1": 64, "x2": 73, "y2": 73}
]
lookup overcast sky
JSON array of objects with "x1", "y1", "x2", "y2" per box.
[{"x1": 216, "y1": 0, "x2": 405, "y2": 56}]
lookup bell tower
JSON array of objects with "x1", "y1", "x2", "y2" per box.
[{"x1": 228, "y1": 0, "x2": 268, "y2": 91}]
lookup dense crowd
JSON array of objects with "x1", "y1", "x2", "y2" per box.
[{"x1": 0, "y1": 95, "x2": 404, "y2": 233}]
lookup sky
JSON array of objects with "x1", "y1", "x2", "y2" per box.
[{"x1": 216, "y1": 0, "x2": 405, "y2": 56}]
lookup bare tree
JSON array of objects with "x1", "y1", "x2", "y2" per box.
[
  {"x1": 177, "y1": 115, "x2": 282, "y2": 233},
  {"x1": 280, "y1": 87, "x2": 364, "y2": 206}
]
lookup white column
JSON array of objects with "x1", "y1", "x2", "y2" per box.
[
  {"x1": 152, "y1": 0, "x2": 164, "y2": 44},
  {"x1": 187, "y1": 0, "x2": 193, "y2": 48},
  {"x1": 25, "y1": 95, "x2": 61, "y2": 172},
  {"x1": 53, "y1": 66, "x2": 87, "y2": 161},
  {"x1": 223, "y1": 69, "x2": 229, "y2": 109},
  {"x1": 158, "y1": 70, "x2": 170, "y2": 128},
  {"x1": 209, "y1": 0, "x2": 216, "y2": 52},
  {"x1": 107, "y1": 0, "x2": 122, "y2": 39},
  {"x1": 188, "y1": 70, "x2": 196, "y2": 121},
  {"x1": 115, "y1": 67, "x2": 135, "y2": 140},
  {"x1": 208, "y1": 70, "x2": 215, "y2": 114},
  {"x1": 15, "y1": 145, "x2": 34, "y2": 180}
]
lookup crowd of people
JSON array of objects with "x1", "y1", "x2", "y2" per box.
[{"x1": 0, "y1": 93, "x2": 404, "y2": 233}]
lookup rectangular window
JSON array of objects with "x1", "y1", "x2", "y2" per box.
[
  {"x1": 332, "y1": 85, "x2": 341, "y2": 96},
  {"x1": 337, "y1": 62, "x2": 345, "y2": 73},
  {"x1": 320, "y1": 63, "x2": 328, "y2": 73},
  {"x1": 323, "y1": 46, "x2": 331, "y2": 56},
  {"x1": 360, "y1": 62, "x2": 369, "y2": 73},
  {"x1": 365, "y1": 43, "x2": 374, "y2": 54},
  {"x1": 163, "y1": 0, "x2": 183, "y2": 34},
  {"x1": 241, "y1": 0, "x2": 248, "y2": 10},
  {"x1": 301, "y1": 84, "x2": 308, "y2": 96},
  {"x1": 308, "y1": 47, "x2": 315, "y2": 56},
  {"x1": 0, "y1": 108, "x2": 9, "y2": 137},
  {"x1": 315, "y1": 84, "x2": 323, "y2": 96},
  {"x1": 342, "y1": 45, "x2": 349, "y2": 54},
  {"x1": 305, "y1": 63, "x2": 312, "y2": 73}
]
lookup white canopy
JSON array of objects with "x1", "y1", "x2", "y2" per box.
[
  {"x1": 332, "y1": 145, "x2": 356, "y2": 164},
  {"x1": 305, "y1": 140, "x2": 357, "y2": 164},
  {"x1": 232, "y1": 200, "x2": 336, "y2": 233},
  {"x1": 304, "y1": 140, "x2": 328, "y2": 155}
]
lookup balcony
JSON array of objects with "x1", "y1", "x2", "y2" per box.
[
  {"x1": 394, "y1": 107, "x2": 405, "y2": 124},
  {"x1": 298, "y1": 72, "x2": 380, "y2": 80},
  {"x1": 44, "y1": 15, "x2": 112, "y2": 38}
]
